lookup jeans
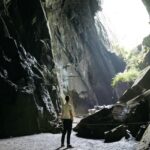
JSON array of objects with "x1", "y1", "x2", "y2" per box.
[{"x1": 61, "y1": 119, "x2": 72, "y2": 145}]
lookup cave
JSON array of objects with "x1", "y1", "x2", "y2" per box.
[{"x1": 0, "y1": 0, "x2": 150, "y2": 149}]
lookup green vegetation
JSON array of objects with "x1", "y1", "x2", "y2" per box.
[
  {"x1": 112, "y1": 44, "x2": 129, "y2": 60},
  {"x1": 111, "y1": 43, "x2": 150, "y2": 87},
  {"x1": 111, "y1": 68, "x2": 140, "y2": 87}
]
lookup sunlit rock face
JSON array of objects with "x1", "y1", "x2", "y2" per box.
[
  {"x1": 143, "y1": 0, "x2": 150, "y2": 17},
  {"x1": 0, "y1": 0, "x2": 60, "y2": 138},
  {"x1": 75, "y1": 0, "x2": 150, "y2": 143},
  {"x1": 142, "y1": 0, "x2": 150, "y2": 68},
  {"x1": 141, "y1": 35, "x2": 150, "y2": 69},
  {"x1": 45, "y1": 0, "x2": 125, "y2": 113}
]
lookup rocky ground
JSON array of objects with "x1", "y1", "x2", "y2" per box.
[
  {"x1": 0, "y1": 132, "x2": 138, "y2": 150},
  {"x1": 0, "y1": 119, "x2": 138, "y2": 150}
]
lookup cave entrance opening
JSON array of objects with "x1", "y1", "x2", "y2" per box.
[{"x1": 97, "y1": 0, "x2": 150, "y2": 51}]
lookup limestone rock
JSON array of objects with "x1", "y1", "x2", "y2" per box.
[
  {"x1": 104, "y1": 125, "x2": 129, "y2": 143},
  {"x1": 137, "y1": 124, "x2": 150, "y2": 150},
  {"x1": 0, "y1": 0, "x2": 61, "y2": 138},
  {"x1": 132, "y1": 66, "x2": 150, "y2": 90},
  {"x1": 45, "y1": 0, "x2": 125, "y2": 113},
  {"x1": 119, "y1": 66, "x2": 150, "y2": 104},
  {"x1": 136, "y1": 125, "x2": 147, "y2": 141},
  {"x1": 143, "y1": 0, "x2": 150, "y2": 19},
  {"x1": 74, "y1": 89, "x2": 150, "y2": 139},
  {"x1": 74, "y1": 107, "x2": 116, "y2": 139}
]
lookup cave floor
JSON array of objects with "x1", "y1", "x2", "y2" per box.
[
  {"x1": 0, "y1": 131, "x2": 138, "y2": 150},
  {"x1": 0, "y1": 118, "x2": 138, "y2": 150}
]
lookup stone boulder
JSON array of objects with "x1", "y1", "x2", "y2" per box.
[
  {"x1": 74, "y1": 89, "x2": 150, "y2": 140},
  {"x1": 104, "y1": 125, "x2": 129, "y2": 143},
  {"x1": 119, "y1": 67, "x2": 150, "y2": 103},
  {"x1": 137, "y1": 124, "x2": 150, "y2": 150},
  {"x1": 136, "y1": 125, "x2": 147, "y2": 141},
  {"x1": 132, "y1": 66, "x2": 150, "y2": 90},
  {"x1": 74, "y1": 107, "x2": 117, "y2": 139}
]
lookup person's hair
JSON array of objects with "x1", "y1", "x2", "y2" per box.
[{"x1": 65, "y1": 95, "x2": 70, "y2": 103}]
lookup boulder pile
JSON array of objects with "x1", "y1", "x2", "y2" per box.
[{"x1": 74, "y1": 67, "x2": 150, "y2": 144}]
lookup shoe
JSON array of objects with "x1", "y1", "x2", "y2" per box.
[
  {"x1": 61, "y1": 144, "x2": 64, "y2": 147},
  {"x1": 67, "y1": 145, "x2": 73, "y2": 148}
]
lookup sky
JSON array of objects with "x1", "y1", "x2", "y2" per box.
[{"x1": 99, "y1": 0, "x2": 150, "y2": 50}]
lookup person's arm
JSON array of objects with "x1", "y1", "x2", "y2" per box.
[
  {"x1": 69, "y1": 105, "x2": 74, "y2": 121},
  {"x1": 61, "y1": 105, "x2": 64, "y2": 120},
  {"x1": 69, "y1": 109, "x2": 73, "y2": 121}
]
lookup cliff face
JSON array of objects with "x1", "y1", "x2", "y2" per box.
[
  {"x1": 46, "y1": 0, "x2": 125, "y2": 113},
  {"x1": 0, "y1": 0, "x2": 60, "y2": 137},
  {"x1": 143, "y1": 0, "x2": 150, "y2": 17},
  {"x1": 141, "y1": 0, "x2": 150, "y2": 68},
  {"x1": 0, "y1": 0, "x2": 125, "y2": 137},
  {"x1": 75, "y1": 0, "x2": 150, "y2": 144}
]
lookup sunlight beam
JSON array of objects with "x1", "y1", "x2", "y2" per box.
[{"x1": 100, "y1": 0, "x2": 150, "y2": 50}]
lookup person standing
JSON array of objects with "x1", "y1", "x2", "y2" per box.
[{"x1": 61, "y1": 95, "x2": 73, "y2": 148}]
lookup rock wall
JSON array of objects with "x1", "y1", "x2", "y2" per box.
[
  {"x1": 45, "y1": 0, "x2": 125, "y2": 113},
  {"x1": 143, "y1": 0, "x2": 150, "y2": 17},
  {"x1": 74, "y1": 69, "x2": 150, "y2": 141},
  {"x1": 0, "y1": 0, "x2": 126, "y2": 137},
  {"x1": 142, "y1": 0, "x2": 150, "y2": 70},
  {"x1": 138, "y1": 124, "x2": 150, "y2": 150},
  {"x1": 75, "y1": 0, "x2": 150, "y2": 144},
  {"x1": 0, "y1": 0, "x2": 60, "y2": 138}
]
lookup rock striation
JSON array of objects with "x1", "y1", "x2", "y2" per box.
[
  {"x1": 45, "y1": 0, "x2": 125, "y2": 113},
  {"x1": 0, "y1": 0, "x2": 61, "y2": 138}
]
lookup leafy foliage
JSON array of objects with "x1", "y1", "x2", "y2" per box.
[
  {"x1": 112, "y1": 35, "x2": 150, "y2": 88},
  {"x1": 111, "y1": 44, "x2": 145, "y2": 87},
  {"x1": 112, "y1": 68, "x2": 140, "y2": 87},
  {"x1": 112, "y1": 35, "x2": 150, "y2": 87},
  {"x1": 112, "y1": 44, "x2": 129, "y2": 61}
]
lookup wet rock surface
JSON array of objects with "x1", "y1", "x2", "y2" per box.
[{"x1": 0, "y1": 0, "x2": 60, "y2": 138}]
